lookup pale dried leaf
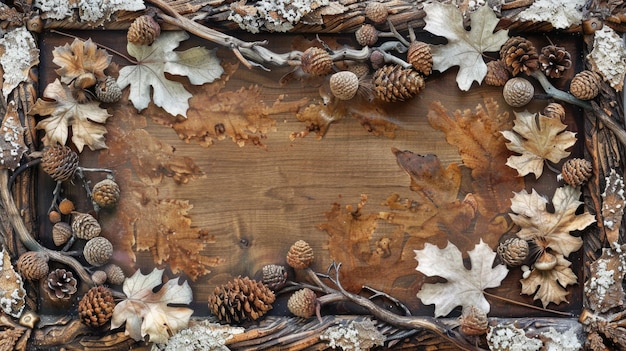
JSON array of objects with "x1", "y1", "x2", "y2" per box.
[
  {"x1": 502, "y1": 111, "x2": 576, "y2": 178},
  {"x1": 602, "y1": 169, "x2": 626, "y2": 244},
  {"x1": 111, "y1": 268, "x2": 193, "y2": 344},
  {"x1": 487, "y1": 324, "x2": 543, "y2": 351},
  {"x1": 521, "y1": 254, "x2": 578, "y2": 307},
  {"x1": 52, "y1": 38, "x2": 111, "y2": 83},
  {"x1": 588, "y1": 25, "x2": 626, "y2": 91},
  {"x1": 517, "y1": 0, "x2": 585, "y2": 29},
  {"x1": 0, "y1": 246, "x2": 26, "y2": 318},
  {"x1": 424, "y1": 3, "x2": 509, "y2": 91},
  {"x1": 414, "y1": 240, "x2": 508, "y2": 317},
  {"x1": 584, "y1": 247, "x2": 626, "y2": 313},
  {"x1": 0, "y1": 27, "x2": 39, "y2": 100},
  {"x1": 0, "y1": 101, "x2": 27, "y2": 170}
]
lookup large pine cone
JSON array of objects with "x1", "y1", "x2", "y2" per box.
[
  {"x1": 373, "y1": 65, "x2": 425, "y2": 102},
  {"x1": 127, "y1": 15, "x2": 160, "y2": 46},
  {"x1": 561, "y1": 158, "x2": 592, "y2": 187},
  {"x1": 46, "y1": 268, "x2": 78, "y2": 301},
  {"x1": 539, "y1": 45, "x2": 572, "y2": 78},
  {"x1": 41, "y1": 145, "x2": 79, "y2": 182},
  {"x1": 497, "y1": 237, "x2": 529, "y2": 267},
  {"x1": 286, "y1": 240, "x2": 314, "y2": 269},
  {"x1": 500, "y1": 36, "x2": 539, "y2": 76},
  {"x1": 78, "y1": 286, "x2": 115, "y2": 327},
  {"x1": 407, "y1": 41, "x2": 432, "y2": 76},
  {"x1": 208, "y1": 276, "x2": 275, "y2": 324}
]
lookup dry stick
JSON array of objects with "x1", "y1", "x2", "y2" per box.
[
  {"x1": 482, "y1": 291, "x2": 574, "y2": 317},
  {"x1": 0, "y1": 170, "x2": 94, "y2": 285},
  {"x1": 590, "y1": 101, "x2": 626, "y2": 147}
]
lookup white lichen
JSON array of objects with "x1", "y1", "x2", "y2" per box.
[
  {"x1": 152, "y1": 320, "x2": 244, "y2": 351},
  {"x1": 588, "y1": 26, "x2": 626, "y2": 91},
  {"x1": 229, "y1": 0, "x2": 331, "y2": 33},
  {"x1": 320, "y1": 318, "x2": 385, "y2": 351},
  {"x1": 602, "y1": 169, "x2": 626, "y2": 233},
  {"x1": 541, "y1": 327, "x2": 582, "y2": 351},
  {"x1": 517, "y1": 0, "x2": 585, "y2": 30},
  {"x1": 0, "y1": 27, "x2": 39, "y2": 100},
  {"x1": 586, "y1": 258, "x2": 615, "y2": 307},
  {"x1": 34, "y1": 0, "x2": 145, "y2": 23},
  {"x1": 0, "y1": 246, "x2": 26, "y2": 318},
  {"x1": 487, "y1": 324, "x2": 542, "y2": 351}
]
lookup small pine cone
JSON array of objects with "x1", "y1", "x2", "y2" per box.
[
  {"x1": 347, "y1": 62, "x2": 370, "y2": 78},
  {"x1": 287, "y1": 288, "x2": 317, "y2": 318},
  {"x1": 52, "y1": 222, "x2": 72, "y2": 246},
  {"x1": 300, "y1": 47, "x2": 333, "y2": 76},
  {"x1": 83, "y1": 237, "x2": 113, "y2": 267},
  {"x1": 543, "y1": 102, "x2": 565, "y2": 121},
  {"x1": 364, "y1": 2, "x2": 389, "y2": 24},
  {"x1": 17, "y1": 251, "x2": 49, "y2": 280},
  {"x1": 459, "y1": 306, "x2": 489, "y2": 336},
  {"x1": 503, "y1": 77, "x2": 534, "y2": 107},
  {"x1": 355, "y1": 24, "x2": 379, "y2": 47},
  {"x1": 407, "y1": 41, "x2": 432, "y2": 76},
  {"x1": 561, "y1": 158, "x2": 592, "y2": 187},
  {"x1": 330, "y1": 71, "x2": 360, "y2": 100},
  {"x1": 78, "y1": 286, "x2": 115, "y2": 327},
  {"x1": 103, "y1": 264, "x2": 126, "y2": 285},
  {"x1": 41, "y1": 145, "x2": 79, "y2": 182},
  {"x1": 127, "y1": 15, "x2": 160, "y2": 46},
  {"x1": 500, "y1": 36, "x2": 539, "y2": 76},
  {"x1": 485, "y1": 60, "x2": 510, "y2": 86},
  {"x1": 497, "y1": 237, "x2": 529, "y2": 267},
  {"x1": 286, "y1": 240, "x2": 314, "y2": 269},
  {"x1": 71, "y1": 212, "x2": 101, "y2": 240},
  {"x1": 91, "y1": 270, "x2": 107, "y2": 285},
  {"x1": 46, "y1": 268, "x2": 77, "y2": 301},
  {"x1": 570, "y1": 70, "x2": 602, "y2": 100},
  {"x1": 208, "y1": 276, "x2": 275, "y2": 324},
  {"x1": 95, "y1": 76, "x2": 122, "y2": 103},
  {"x1": 92, "y1": 179, "x2": 120, "y2": 209},
  {"x1": 262, "y1": 264, "x2": 288, "y2": 291},
  {"x1": 539, "y1": 45, "x2": 572, "y2": 79},
  {"x1": 373, "y1": 65, "x2": 425, "y2": 102}
]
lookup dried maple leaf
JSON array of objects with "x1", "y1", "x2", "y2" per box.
[
  {"x1": 414, "y1": 240, "x2": 508, "y2": 317},
  {"x1": 52, "y1": 38, "x2": 111, "y2": 84},
  {"x1": 0, "y1": 27, "x2": 39, "y2": 100},
  {"x1": 521, "y1": 254, "x2": 578, "y2": 307},
  {"x1": 502, "y1": 111, "x2": 576, "y2": 178},
  {"x1": 0, "y1": 101, "x2": 27, "y2": 171},
  {"x1": 111, "y1": 268, "x2": 193, "y2": 344},
  {"x1": 117, "y1": 31, "x2": 224, "y2": 117},
  {"x1": 31, "y1": 79, "x2": 111, "y2": 152},
  {"x1": 509, "y1": 186, "x2": 595, "y2": 257},
  {"x1": 423, "y1": 3, "x2": 509, "y2": 91}
]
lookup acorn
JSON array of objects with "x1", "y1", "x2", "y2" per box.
[
  {"x1": 92, "y1": 178, "x2": 120, "y2": 209},
  {"x1": 561, "y1": 158, "x2": 592, "y2": 187},
  {"x1": 127, "y1": 15, "x2": 160, "y2": 46},
  {"x1": 286, "y1": 240, "x2": 314, "y2": 269},
  {"x1": 58, "y1": 198, "x2": 74, "y2": 215},
  {"x1": 95, "y1": 76, "x2": 122, "y2": 103},
  {"x1": 534, "y1": 251, "x2": 558, "y2": 271},
  {"x1": 52, "y1": 222, "x2": 73, "y2": 246},
  {"x1": 71, "y1": 212, "x2": 101, "y2": 240},
  {"x1": 330, "y1": 71, "x2": 360, "y2": 100},
  {"x1": 83, "y1": 237, "x2": 113, "y2": 266},
  {"x1": 287, "y1": 288, "x2": 318, "y2": 318},
  {"x1": 300, "y1": 47, "x2": 333, "y2": 76},
  {"x1": 41, "y1": 145, "x2": 79, "y2": 182},
  {"x1": 78, "y1": 286, "x2": 115, "y2": 327},
  {"x1": 48, "y1": 210, "x2": 62, "y2": 224},
  {"x1": 103, "y1": 263, "x2": 126, "y2": 285},
  {"x1": 407, "y1": 41, "x2": 433, "y2": 76},
  {"x1": 364, "y1": 2, "x2": 389, "y2": 24},
  {"x1": 503, "y1": 77, "x2": 534, "y2": 107},
  {"x1": 459, "y1": 306, "x2": 489, "y2": 336},
  {"x1": 355, "y1": 24, "x2": 379, "y2": 47},
  {"x1": 17, "y1": 251, "x2": 49, "y2": 280},
  {"x1": 570, "y1": 70, "x2": 602, "y2": 100}
]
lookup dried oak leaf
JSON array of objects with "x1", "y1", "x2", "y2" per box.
[
  {"x1": 52, "y1": 38, "x2": 111, "y2": 84},
  {"x1": 31, "y1": 79, "x2": 111, "y2": 152},
  {"x1": 117, "y1": 31, "x2": 224, "y2": 117},
  {"x1": 0, "y1": 27, "x2": 39, "y2": 100},
  {"x1": 415, "y1": 240, "x2": 509, "y2": 317},
  {"x1": 602, "y1": 169, "x2": 626, "y2": 244},
  {"x1": 521, "y1": 253, "x2": 578, "y2": 307},
  {"x1": 502, "y1": 110, "x2": 576, "y2": 179},
  {"x1": 0, "y1": 327, "x2": 25, "y2": 351},
  {"x1": 111, "y1": 268, "x2": 193, "y2": 344},
  {"x1": 509, "y1": 186, "x2": 595, "y2": 257},
  {"x1": 0, "y1": 101, "x2": 28, "y2": 171},
  {"x1": 423, "y1": 3, "x2": 509, "y2": 91}
]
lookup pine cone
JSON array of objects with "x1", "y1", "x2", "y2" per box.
[
  {"x1": 103, "y1": 263, "x2": 126, "y2": 285},
  {"x1": 92, "y1": 178, "x2": 120, "y2": 209},
  {"x1": 91, "y1": 270, "x2": 107, "y2": 285},
  {"x1": 46, "y1": 268, "x2": 77, "y2": 301},
  {"x1": 287, "y1": 288, "x2": 317, "y2": 318},
  {"x1": 17, "y1": 251, "x2": 49, "y2": 280},
  {"x1": 347, "y1": 62, "x2": 370, "y2": 78},
  {"x1": 543, "y1": 102, "x2": 566, "y2": 121},
  {"x1": 570, "y1": 70, "x2": 601, "y2": 100},
  {"x1": 78, "y1": 286, "x2": 115, "y2": 327},
  {"x1": 71, "y1": 212, "x2": 101, "y2": 240},
  {"x1": 561, "y1": 158, "x2": 592, "y2": 187},
  {"x1": 301, "y1": 47, "x2": 333, "y2": 76},
  {"x1": 497, "y1": 237, "x2": 529, "y2": 267},
  {"x1": 286, "y1": 240, "x2": 314, "y2": 269},
  {"x1": 373, "y1": 65, "x2": 424, "y2": 102},
  {"x1": 364, "y1": 2, "x2": 388, "y2": 24},
  {"x1": 127, "y1": 15, "x2": 160, "y2": 46},
  {"x1": 41, "y1": 145, "x2": 79, "y2": 182},
  {"x1": 330, "y1": 71, "x2": 360, "y2": 100},
  {"x1": 83, "y1": 237, "x2": 113, "y2": 267},
  {"x1": 485, "y1": 60, "x2": 510, "y2": 86},
  {"x1": 500, "y1": 36, "x2": 539, "y2": 76},
  {"x1": 355, "y1": 24, "x2": 379, "y2": 47},
  {"x1": 262, "y1": 264, "x2": 288, "y2": 291},
  {"x1": 502, "y1": 77, "x2": 534, "y2": 107},
  {"x1": 52, "y1": 222, "x2": 72, "y2": 246},
  {"x1": 208, "y1": 276, "x2": 275, "y2": 324},
  {"x1": 407, "y1": 41, "x2": 432, "y2": 76},
  {"x1": 539, "y1": 45, "x2": 572, "y2": 78},
  {"x1": 95, "y1": 76, "x2": 122, "y2": 103},
  {"x1": 459, "y1": 306, "x2": 488, "y2": 336}
]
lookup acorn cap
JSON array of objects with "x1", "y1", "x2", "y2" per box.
[
  {"x1": 17, "y1": 251, "x2": 49, "y2": 280},
  {"x1": 78, "y1": 286, "x2": 115, "y2": 327},
  {"x1": 41, "y1": 145, "x2": 79, "y2": 182},
  {"x1": 71, "y1": 212, "x2": 101, "y2": 240},
  {"x1": 286, "y1": 240, "x2": 314, "y2": 269},
  {"x1": 92, "y1": 178, "x2": 120, "y2": 209},
  {"x1": 330, "y1": 71, "x2": 360, "y2": 100},
  {"x1": 103, "y1": 263, "x2": 126, "y2": 285},
  {"x1": 52, "y1": 222, "x2": 73, "y2": 246},
  {"x1": 83, "y1": 237, "x2": 113, "y2": 267},
  {"x1": 301, "y1": 47, "x2": 333, "y2": 76},
  {"x1": 287, "y1": 288, "x2": 317, "y2": 318}
]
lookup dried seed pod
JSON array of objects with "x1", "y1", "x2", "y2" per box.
[
  {"x1": 485, "y1": 60, "x2": 510, "y2": 86},
  {"x1": 58, "y1": 198, "x2": 74, "y2": 215},
  {"x1": 91, "y1": 270, "x2": 108, "y2": 285},
  {"x1": 41, "y1": 145, "x2": 79, "y2": 182},
  {"x1": 539, "y1": 45, "x2": 572, "y2": 79},
  {"x1": 52, "y1": 221, "x2": 73, "y2": 246},
  {"x1": 500, "y1": 36, "x2": 539, "y2": 76},
  {"x1": 364, "y1": 2, "x2": 389, "y2": 24},
  {"x1": 262, "y1": 264, "x2": 288, "y2": 291},
  {"x1": 459, "y1": 306, "x2": 489, "y2": 336},
  {"x1": 503, "y1": 77, "x2": 534, "y2": 107},
  {"x1": 287, "y1": 288, "x2": 318, "y2": 318},
  {"x1": 373, "y1": 65, "x2": 425, "y2": 102},
  {"x1": 497, "y1": 237, "x2": 529, "y2": 267},
  {"x1": 561, "y1": 158, "x2": 593, "y2": 187},
  {"x1": 127, "y1": 15, "x2": 161, "y2": 46},
  {"x1": 208, "y1": 276, "x2": 275, "y2": 324},
  {"x1": 83, "y1": 237, "x2": 113, "y2": 266},
  {"x1": 570, "y1": 70, "x2": 601, "y2": 100},
  {"x1": 95, "y1": 76, "x2": 122, "y2": 103},
  {"x1": 71, "y1": 212, "x2": 101, "y2": 240},
  {"x1": 18, "y1": 311, "x2": 40, "y2": 329},
  {"x1": 286, "y1": 240, "x2": 314, "y2": 269},
  {"x1": 534, "y1": 251, "x2": 558, "y2": 271},
  {"x1": 369, "y1": 50, "x2": 385, "y2": 70},
  {"x1": 543, "y1": 102, "x2": 566, "y2": 121},
  {"x1": 347, "y1": 62, "x2": 370, "y2": 78},
  {"x1": 407, "y1": 41, "x2": 432, "y2": 76},
  {"x1": 300, "y1": 47, "x2": 333, "y2": 76},
  {"x1": 355, "y1": 24, "x2": 379, "y2": 47},
  {"x1": 103, "y1": 263, "x2": 126, "y2": 285},
  {"x1": 330, "y1": 71, "x2": 360, "y2": 100},
  {"x1": 17, "y1": 251, "x2": 49, "y2": 280},
  {"x1": 78, "y1": 286, "x2": 115, "y2": 327},
  {"x1": 46, "y1": 268, "x2": 77, "y2": 301},
  {"x1": 92, "y1": 178, "x2": 120, "y2": 209}
]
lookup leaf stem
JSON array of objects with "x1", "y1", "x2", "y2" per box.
[
  {"x1": 483, "y1": 291, "x2": 574, "y2": 317},
  {"x1": 49, "y1": 29, "x2": 139, "y2": 65}
]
